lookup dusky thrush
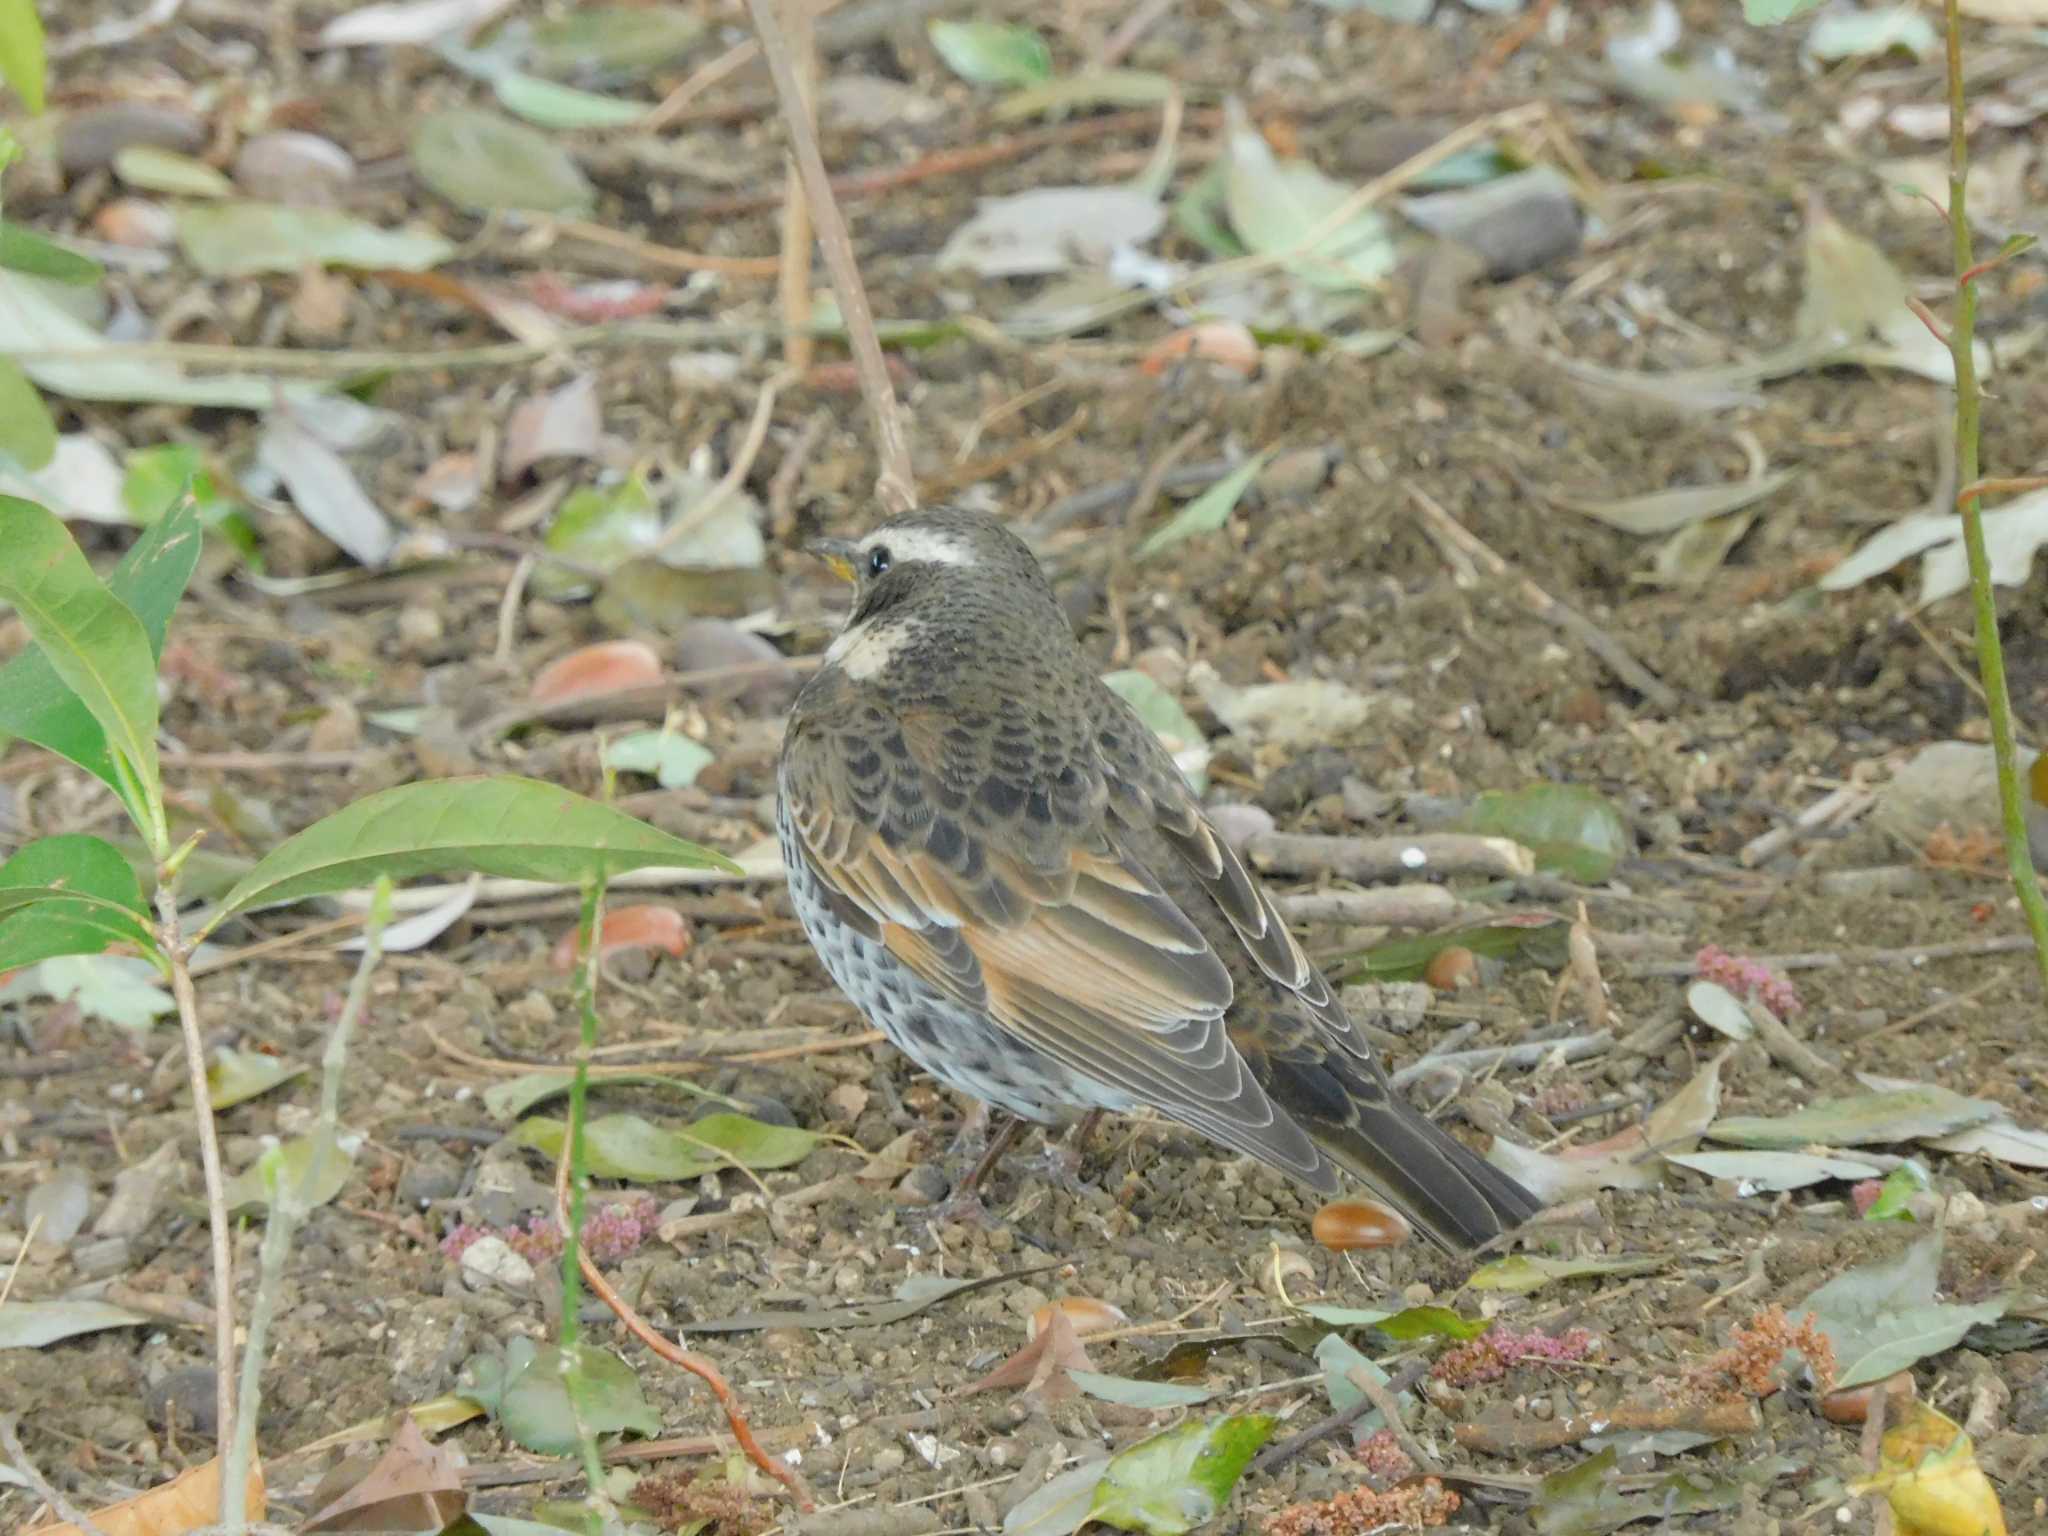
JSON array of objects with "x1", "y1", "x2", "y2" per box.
[{"x1": 776, "y1": 508, "x2": 1539, "y2": 1250}]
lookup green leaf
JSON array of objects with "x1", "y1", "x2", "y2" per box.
[
  {"x1": 1171, "y1": 163, "x2": 1247, "y2": 262},
  {"x1": 526, "y1": 6, "x2": 703, "y2": 75},
  {"x1": 113, "y1": 145, "x2": 234, "y2": 198},
  {"x1": 1863, "y1": 1161, "x2": 1929, "y2": 1222},
  {"x1": 481, "y1": 1068, "x2": 742, "y2": 1121},
  {"x1": 1467, "y1": 1253, "x2": 1668, "y2": 1295},
  {"x1": 1100, "y1": 670, "x2": 1209, "y2": 793},
  {"x1": 0, "y1": 1299, "x2": 150, "y2": 1350},
  {"x1": 512, "y1": 1111, "x2": 820, "y2": 1182},
  {"x1": 1663, "y1": 1150, "x2": 1883, "y2": 1192},
  {"x1": 927, "y1": 19, "x2": 1053, "y2": 86},
  {"x1": 210, "y1": 775, "x2": 739, "y2": 921},
  {"x1": 0, "y1": 497, "x2": 164, "y2": 839},
  {"x1": 0, "y1": 0, "x2": 45, "y2": 114},
  {"x1": 1803, "y1": 1234, "x2": 2011, "y2": 1390},
  {"x1": 1460, "y1": 783, "x2": 1629, "y2": 882},
  {"x1": 461, "y1": 1339, "x2": 660, "y2": 1457},
  {"x1": 1313, "y1": 1333, "x2": 1390, "y2": 1425},
  {"x1": 0, "y1": 494, "x2": 199, "y2": 794},
  {"x1": 0, "y1": 356, "x2": 55, "y2": 469},
  {"x1": 1743, "y1": 0, "x2": 1827, "y2": 21},
  {"x1": 0, "y1": 220, "x2": 99, "y2": 283},
  {"x1": 174, "y1": 201, "x2": 455, "y2": 277},
  {"x1": 207, "y1": 1046, "x2": 307, "y2": 1110},
  {"x1": 1534, "y1": 1446, "x2": 1800, "y2": 1535},
  {"x1": 410, "y1": 108, "x2": 596, "y2": 216},
  {"x1": 1085, "y1": 1414, "x2": 1274, "y2": 1536},
  {"x1": 222, "y1": 1128, "x2": 357, "y2": 1212},
  {"x1": 1339, "y1": 911, "x2": 1569, "y2": 983},
  {"x1": 1003, "y1": 1460, "x2": 1108, "y2": 1536},
  {"x1": 606, "y1": 727, "x2": 713, "y2": 789},
  {"x1": 493, "y1": 71, "x2": 647, "y2": 129},
  {"x1": 0, "y1": 834, "x2": 154, "y2": 970},
  {"x1": 1363, "y1": 1305, "x2": 1492, "y2": 1342},
  {"x1": 30, "y1": 953, "x2": 174, "y2": 1029},
  {"x1": 1221, "y1": 100, "x2": 1393, "y2": 291},
  {"x1": 1708, "y1": 1084, "x2": 2002, "y2": 1148},
  {"x1": 1067, "y1": 1372, "x2": 1215, "y2": 1409},
  {"x1": 1137, "y1": 450, "x2": 1276, "y2": 560}
]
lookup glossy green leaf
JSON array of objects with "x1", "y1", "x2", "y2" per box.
[
  {"x1": 1460, "y1": 783, "x2": 1629, "y2": 882},
  {"x1": 1067, "y1": 1371, "x2": 1215, "y2": 1409},
  {"x1": 1863, "y1": 1161, "x2": 1929, "y2": 1223},
  {"x1": 512, "y1": 1111, "x2": 820, "y2": 1182},
  {"x1": 0, "y1": 497, "x2": 163, "y2": 837},
  {"x1": 1467, "y1": 1253, "x2": 1667, "y2": 1294},
  {"x1": 410, "y1": 108, "x2": 596, "y2": 215},
  {"x1": 0, "y1": 834, "x2": 154, "y2": 970},
  {"x1": 1085, "y1": 1414, "x2": 1274, "y2": 1536},
  {"x1": 461, "y1": 1339, "x2": 659, "y2": 1456},
  {"x1": 0, "y1": 219, "x2": 102, "y2": 284},
  {"x1": 211, "y1": 776, "x2": 739, "y2": 921},
  {"x1": 1137, "y1": 450, "x2": 1276, "y2": 559},
  {"x1": 0, "y1": 494, "x2": 198, "y2": 801},
  {"x1": 0, "y1": 0, "x2": 45, "y2": 114},
  {"x1": 0, "y1": 356, "x2": 55, "y2": 469},
  {"x1": 175, "y1": 201, "x2": 454, "y2": 276},
  {"x1": 222, "y1": 1128, "x2": 357, "y2": 1212},
  {"x1": 927, "y1": 19, "x2": 1052, "y2": 86},
  {"x1": 1708, "y1": 1084, "x2": 2002, "y2": 1148}
]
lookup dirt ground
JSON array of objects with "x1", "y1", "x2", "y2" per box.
[{"x1": 6, "y1": 0, "x2": 2048, "y2": 1532}]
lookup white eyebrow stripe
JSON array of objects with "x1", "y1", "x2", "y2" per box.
[{"x1": 864, "y1": 528, "x2": 976, "y2": 567}]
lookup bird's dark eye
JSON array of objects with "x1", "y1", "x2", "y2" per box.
[{"x1": 867, "y1": 545, "x2": 892, "y2": 576}]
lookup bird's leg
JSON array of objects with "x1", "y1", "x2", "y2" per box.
[
  {"x1": 944, "y1": 1098, "x2": 997, "y2": 1164},
  {"x1": 932, "y1": 1111, "x2": 1026, "y2": 1226},
  {"x1": 1037, "y1": 1108, "x2": 1106, "y2": 1196}
]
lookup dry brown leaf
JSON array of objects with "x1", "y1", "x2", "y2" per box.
[
  {"x1": 958, "y1": 1306, "x2": 1096, "y2": 1402},
  {"x1": 303, "y1": 1416, "x2": 466, "y2": 1532},
  {"x1": 26, "y1": 1456, "x2": 264, "y2": 1536}
]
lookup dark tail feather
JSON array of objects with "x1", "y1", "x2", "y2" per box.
[{"x1": 1309, "y1": 1098, "x2": 1541, "y2": 1253}]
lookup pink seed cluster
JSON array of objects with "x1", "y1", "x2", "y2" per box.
[
  {"x1": 1432, "y1": 1326, "x2": 1597, "y2": 1387},
  {"x1": 1850, "y1": 1179, "x2": 1884, "y2": 1217},
  {"x1": 442, "y1": 1197, "x2": 662, "y2": 1266},
  {"x1": 1694, "y1": 943, "x2": 1801, "y2": 1017},
  {"x1": 1349, "y1": 1428, "x2": 1415, "y2": 1484}
]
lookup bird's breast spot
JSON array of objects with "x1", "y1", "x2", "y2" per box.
[{"x1": 825, "y1": 617, "x2": 920, "y2": 681}]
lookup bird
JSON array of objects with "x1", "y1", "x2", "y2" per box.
[{"x1": 775, "y1": 507, "x2": 1540, "y2": 1251}]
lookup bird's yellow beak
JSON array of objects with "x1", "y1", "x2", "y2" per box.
[{"x1": 808, "y1": 537, "x2": 860, "y2": 584}]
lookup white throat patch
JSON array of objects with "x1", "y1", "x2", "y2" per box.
[
  {"x1": 866, "y1": 528, "x2": 976, "y2": 568},
  {"x1": 825, "y1": 615, "x2": 920, "y2": 681}
]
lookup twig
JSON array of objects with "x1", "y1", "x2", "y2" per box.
[
  {"x1": 1404, "y1": 483, "x2": 1679, "y2": 710},
  {"x1": 1622, "y1": 933, "x2": 2041, "y2": 976},
  {"x1": 461, "y1": 1423, "x2": 822, "y2": 1488},
  {"x1": 1249, "y1": 1360, "x2": 1429, "y2": 1477},
  {"x1": 776, "y1": 0, "x2": 818, "y2": 376},
  {"x1": 1268, "y1": 886, "x2": 1476, "y2": 928},
  {"x1": 1389, "y1": 1030, "x2": 1612, "y2": 1089},
  {"x1": 1940, "y1": 0, "x2": 2048, "y2": 996},
  {"x1": 1957, "y1": 475, "x2": 2048, "y2": 505},
  {"x1": 0, "y1": 1415, "x2": 115, "y2": 1536},
  {"x1": 494, "y1": 552, "x2": 536, "y2": 669},
  {"x1": 1738, "y1": 782, "x2": 1876, "y2": 868},
  {"x1": 1454, "y1": 1394, "x2": 1759, "y2": 1454},
  {"x1": 1740, "y1": 997, "x2": 1837, "y2": 1085},
  {"x1": 1346, "y1": 1365, "x2": 1438, "y2": 1476},
  {"x1": 745, "y1": 0, "x2": 916, "y2": 515},
  {"x1": 550, "y1": 1094, "x2": 815, "y2": 1508},
  {"x1": 1246, "y1": 831, "x2": 1536, "y2": 883},
  {"x1": 546, "y1": 219, "x2": 779, "y2": 278},
  {"x1": 649, "y1": 369, "x2": 793, "y2": 557},
  {"x1": 155, "y1": 881, "x2": 237, "y2": 1458}
]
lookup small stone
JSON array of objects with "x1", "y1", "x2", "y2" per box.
[
  {"x1": 143, "y1": 1366, "x2": 220, "y2": 1436},
  {"x1": 397, "y1": 1153, "x2": 462, "y2": 1208},
  {"x1": 59, "y1": 104, "x2": 205, "y2": 172},
  {"x1": 459, "y1": 1234, "x2": 536, "y2": 1292},
  {"x1": 396, "y1": 603, "x2": 444, "y2": 653},
  {"x1": 71, "y1": 1235, "x2": 131, "y2": 1278},
  {"x1": 232, "y1": 131, "x2": 356, "y2": 205},
  {"x1": 91, "y1": 197, "x2": 176, "y2": 248},
  {"x1": 894, "y1": 1164, "x2": 948, "y2": 1207}
]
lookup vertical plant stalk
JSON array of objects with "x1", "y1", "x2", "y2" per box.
[
  {"x1": 745, "y1": 0, "x2": 918, "y2": 515},
  {"x1": 776, "y1": 0, "x2": 816, "y2": 376},
  {"x1": 1942, "y1": 0, "x2": 2048, "y2": 994},
  {"x1": 221, "y1": 878, "x2": 392, "y2": 1530},
  {"x1": 154, "y1": 878, "x2": 237, "y2": 1465},
  {"x1": 558, "y1": 876, "x2": 612, "y2": 1510}
]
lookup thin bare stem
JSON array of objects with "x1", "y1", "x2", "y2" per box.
[
  {"x1": 777, "y1": 0, "x2": 817, "y2": 375},
  {"x1": 155, "y1": 882, "x2": 236, "y2": 1459},
  {"x1": 222, "y1": 880, "x2": 392, "y2": 1530},
  {"x1": 1942, "y1": 0, "x2": 2048, "y2": 994},
  {"x1": 559, "y1": 876, "x2": 611, "y2": 1508},
  {"x1": 744, "y1": 0, "x2": 917, "y2": 514}
]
